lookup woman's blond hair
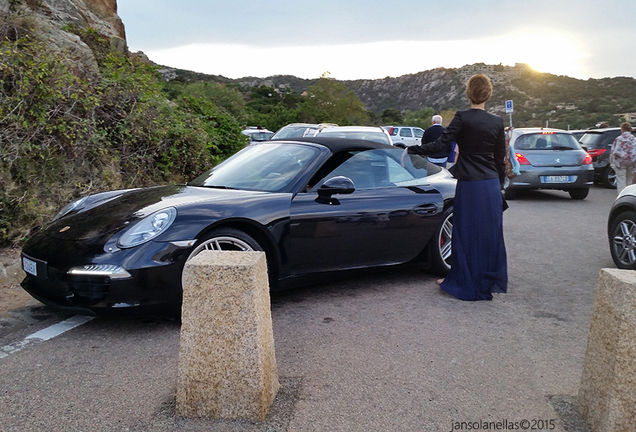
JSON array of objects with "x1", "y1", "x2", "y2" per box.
[
  {"x1": 621, "y1": 122, "x2": 633, "y2": 132},
  {"x1": 466, "y1": 74, "x2": 493, "y2": 105}
]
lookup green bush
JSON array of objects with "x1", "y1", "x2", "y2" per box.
[{"x1": 0, "y1": 35, "x2": 244, "y2": 247}]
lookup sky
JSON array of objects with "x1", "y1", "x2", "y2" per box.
[{"x1": 117, "y1": 0, "x2": 636, "y2": 81}]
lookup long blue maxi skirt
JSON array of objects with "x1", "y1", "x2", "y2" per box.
[{"x1": 440, "y1": 177, "x2": 508, "y2": 300}]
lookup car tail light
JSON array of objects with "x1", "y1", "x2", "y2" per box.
[
  {"x1": 587, "y1": 148, "x2": 606, "y2": 157},
  {"x1": 515, "y1": 153, "x2": 531, "y2": 165},
  {"x1": 583, "y1": 153, "x2": 593, "y2": 164}
]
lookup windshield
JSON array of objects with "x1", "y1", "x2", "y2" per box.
[
  {"x1": 189, "y1": 143, "x2": 320, "y2": 192},
  {"x1": 514, "y1": 133, "x2": 582, "y2": 150}
]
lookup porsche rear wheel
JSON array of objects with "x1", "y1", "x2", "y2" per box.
[{"x1": 428, "y1": 206, "x2": 453, "y2": 276}]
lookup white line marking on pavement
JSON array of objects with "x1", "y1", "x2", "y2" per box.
[{"x1": 0, "y1": 315, "x2": 94, "y2": 360}]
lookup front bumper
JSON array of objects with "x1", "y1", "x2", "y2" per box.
[{"x1": 20, "y1": 239, "x2": 191, "y2": 316}]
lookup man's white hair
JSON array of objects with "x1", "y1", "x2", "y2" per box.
[{"x1": 432, "y1": 115, "x2": 443, "y2": 124}]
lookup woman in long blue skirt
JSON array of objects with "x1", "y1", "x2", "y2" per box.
[
  {"x1": 441, "y1": 178, "x2": 507, "y2": 300},
  {"x1": 404, "y1": 73, "x2": 508, "y2": 300}
]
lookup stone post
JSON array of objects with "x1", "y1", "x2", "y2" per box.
[
  {"x1": 176, "y1": 251, "x2": 280, "y2": 422},
  {"x1": 578, "y1": 268, "x2": 636, "y2": 432}
]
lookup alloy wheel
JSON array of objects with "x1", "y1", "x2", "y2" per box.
[
  {"x1": 613, "y1": 219, "x2": 636, "y2": 266},
  {"x1": 439, "y1": 213, "x2": 453, "y2": 268},
  {"x1": 608, "y1": 167, "x2": 617, "y2": 188},
  {"x1": 189, "y1": 236, "x2": 255, "y2": 258}
]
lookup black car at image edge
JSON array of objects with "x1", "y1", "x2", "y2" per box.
[{"x1": 21, "y1": 137, "x2": 456, "y2": 316}]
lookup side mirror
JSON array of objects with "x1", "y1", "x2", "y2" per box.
[{"x1": 317, "y1": 176, "x2": 355, "y2": 198}]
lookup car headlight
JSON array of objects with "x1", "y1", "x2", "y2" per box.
[
  {"x1": 68, "y1": 264, "x2": 132, "y2": 280},
  {"x1": 117, "y1": 207, "x2": 177, "y2": 249},
  {"x1": 53, "y1": 196, "x2": 88, "y2": 221}
]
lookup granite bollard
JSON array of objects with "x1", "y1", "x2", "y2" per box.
[
  {"x1": 578, "y1": 268, "x2": 636, "y2": 432},
  {"x1": 176, "y1": 251, "x2": 280, "y2": 422}
]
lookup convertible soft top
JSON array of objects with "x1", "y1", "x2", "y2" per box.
[{"x1": 270, "y1": 136, "x2": 395, "y2": 153}]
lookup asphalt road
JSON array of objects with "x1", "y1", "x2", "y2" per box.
[{"x1": 0, "y1": 186, "x2": 618, "y2": 432}]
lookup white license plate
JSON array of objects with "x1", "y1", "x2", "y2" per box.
[
  {"x1": 541, "y1": 175, "x2": 573, "y2": 184},
  {"x1": 22, "y1": 257, "x2": 38, "y2": 276}
]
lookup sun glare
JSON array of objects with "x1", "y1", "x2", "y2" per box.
[{"x1": 494, "y1": 30, "x2": 589, "y2": 78}]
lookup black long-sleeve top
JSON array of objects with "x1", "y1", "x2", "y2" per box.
[{"x1": 407, "y1": 109, "x2": 506, "y2": 184}]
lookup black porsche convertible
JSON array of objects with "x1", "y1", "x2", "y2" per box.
[{"x1": 21, "y1": 137, "x2": 455, "y2": 316}]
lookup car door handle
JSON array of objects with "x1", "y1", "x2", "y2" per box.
[{"x1": 412, "y1": 203, "x2": 438, "y2": 215}]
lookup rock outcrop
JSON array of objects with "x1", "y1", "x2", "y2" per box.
[{"x1": 0, "y1": 0, "x2": 127, "y2": 75}]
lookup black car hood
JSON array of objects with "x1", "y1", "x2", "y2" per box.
[{"x1": 45, "y1": 185, "x2": 270, "y2": 242}]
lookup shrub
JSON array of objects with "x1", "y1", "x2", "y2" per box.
[{"x1": 0, "y1": 35, "x2": 243, "y2": 247}]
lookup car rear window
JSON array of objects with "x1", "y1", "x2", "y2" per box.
[
  {"x1": 514, "y1": 133, "x2": 582, "y2": 151},
  {"x1": 579, "y1": 130, "x2": 625, "y2": 149}
]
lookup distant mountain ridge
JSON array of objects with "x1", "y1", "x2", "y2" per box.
[{"x1": 169, "y1": 63, "x2": 636, "y2": 129}]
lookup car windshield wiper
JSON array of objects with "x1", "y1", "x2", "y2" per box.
[
  {"x1": 552, "y1": 146, "x2": 575, "y2": 150},
  {"x1": 203, "y1": 185, "x2": 239, "y2": 190}
]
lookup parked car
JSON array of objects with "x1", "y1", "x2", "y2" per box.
[
  {"x1": 21, "y1": 137, "x2": 455, "y2": 316},
  {"x1": 271, "y1": 123, "x2": 338, "y2": 140},
  {"x1": 504, "y1": 128, "x2": 594, "y2": 200},
  {"x1": 242, "y1": 127, "x2": 274, "y2": 144},
  {"x1": 568, "y1": 129, "x2": 588, "y2": 142},
  {"x1": 578, "y1": 127, "x2": 636, "y2": 188},
  {"x1": 608, "y1": 184, "x2": 636, "y2": 269},
  {"x1": 316, "y1": 126, "x2": 392, "y2": 146},
  {"x1": 386, "y1": 126, "x2": 425, "y2": 148}
]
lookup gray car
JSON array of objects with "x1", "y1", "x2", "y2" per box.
[{"x1": 504, "y1": 128, "x2": 594, "y2": 200}]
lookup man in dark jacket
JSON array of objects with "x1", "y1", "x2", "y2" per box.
[{"x1": 422, "y1": 115, "x2": 448, "y2": 167}]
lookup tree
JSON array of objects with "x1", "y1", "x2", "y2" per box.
[
  {"x1": 381, "y1": 108, "x2": 403, "y2": 125},
  {"x1": 164, "y1": 81, "x2": 247, "y2": 121},
  {"x1": 299, "y1": 77, "x2": 368, "y2": 125},
  {"x1": 403, "y1": 108, "x2": 435, "y2": 129}
]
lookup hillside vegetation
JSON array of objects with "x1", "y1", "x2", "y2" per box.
[
  {"x1": 0, "y1": 18, "x2": 245, "y2": 246},
  {"x1": 216, "y1": 65, "x2": 636, "y2": 130}
]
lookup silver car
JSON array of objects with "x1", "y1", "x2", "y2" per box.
[
  {"x1": 504, "y1": 128, "x2": 594, "y2": 200},
  {"x1": 316, "y1": 126, "x2": 393, "y2": 146},
  {"x1": 271, "y1": 123, "x2": 338, "y2": 140}
]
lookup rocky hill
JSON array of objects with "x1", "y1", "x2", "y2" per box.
[
  {"x1": 0, "y1": 0, "x2": 128, "y2": 75},
  {"x1": 170, "y1": 63, "x2": 636, "y2": 129}
]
